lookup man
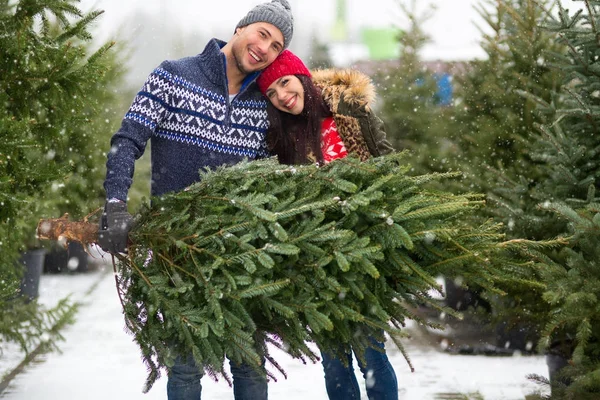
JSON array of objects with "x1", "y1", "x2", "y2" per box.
[{"x1": 97, "y1": 1, "x2": 294, "y2": 399}]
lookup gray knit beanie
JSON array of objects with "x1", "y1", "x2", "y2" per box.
[{"x1": 235, "y1": 0, "x2": 294, "y2": 49}]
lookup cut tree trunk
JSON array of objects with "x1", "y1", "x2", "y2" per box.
[{"x1": 37, "y1": 213, "x2": 98, "y2": 247}]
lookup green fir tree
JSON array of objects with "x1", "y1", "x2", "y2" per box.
[
  {"x1": 462, "y1": 0, "x2": 565, "y2": 325},
  {"x1": 0, "y1": 0, "x2": 125, "y2": 358},
  {"x1": 419, "y1": 0, "x2": 567, "y2": 349},
  {"x1": 378, "y1": 1, "x2": 442, "y2": 156},
  {"x1": 514, "y1": 1, "x2": 600, "y2": 397},
  {"x1": 111, "y1": 153, "x2": 543, "y2": 392},
  {"x1": 452, "y1": 0, "x2": 564, "y2": 197},
  {"x1": 377, "y1": 1, "x2": 461, "y2": 175},
  {"x1": 376, "y1": 1, "x2": 564, "y2": 348},
  {"x1": 307, "y1": 31, "x2": 333, "y2": 70}
]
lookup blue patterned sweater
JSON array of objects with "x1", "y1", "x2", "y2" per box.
[{"x1": 104, "y1": 39, "x2": 270, "y2": 202}]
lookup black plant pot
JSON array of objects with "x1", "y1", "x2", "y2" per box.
[
  {"x1": 44, "y1": 242, "x2": 89, "y2": 273},
  {"x1": 19, "y1": 248, "x2": 46, "y2": 301},
  {"x1": 546, "y1": 353, "x2": 570, "y2": 383},
  {"x1": 495, "y1": 320, "x2": 539, "y2": 352},
  {"x1": 444, "y1": 277, "x2": 491, "y2": 311}
]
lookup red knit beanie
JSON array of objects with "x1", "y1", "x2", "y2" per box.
[{"x1": 257, "y1": 49, "x2": 311, "y2": 95}]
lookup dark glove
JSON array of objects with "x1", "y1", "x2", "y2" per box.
[{"x1": 98, "y1": 201, "x2": 134, "y2": 253}]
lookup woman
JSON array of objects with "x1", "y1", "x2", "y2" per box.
[{"x1": 257, "y1": 50, "x2": 398, "y2": 400}]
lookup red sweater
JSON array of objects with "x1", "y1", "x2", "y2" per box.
[{"x1": 320, "y1": 117, "x2": 348, "y2": 163}]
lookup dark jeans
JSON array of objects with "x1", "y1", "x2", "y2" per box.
[
  {"x1": 167, "y1": 353, "x2": 267, "y2": 400},
  {"x1": 321, "y1": 338, "x2": 398, "y2": 400}
]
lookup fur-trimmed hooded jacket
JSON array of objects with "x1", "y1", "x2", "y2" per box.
[{"x1": 312, "y1": 68, "x2": 394, "y2": 160}]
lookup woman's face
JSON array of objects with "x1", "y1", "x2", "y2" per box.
[{"x1": 265, "y1": 75, "x2": 305, "y2": 115}]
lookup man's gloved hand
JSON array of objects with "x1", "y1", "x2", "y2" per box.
[{"x1": 98, "y1": 201, "x2": 134, "y2": 254}]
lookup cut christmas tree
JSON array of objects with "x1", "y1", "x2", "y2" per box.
[{"x1": 39, "y1": 152, "x2": 547, "y2": 392}]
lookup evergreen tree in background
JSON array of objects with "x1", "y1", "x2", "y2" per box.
[
  {"x1": 452, "y1": 0, "x2": 563, "y2": 197},
  {"x1": 378, "y1": 1, "x2": 599, "y2": 393},
  {"x1": 440, "y1": 0, "x2": 567, "y2": 348},
  {"x1": 307, "y1": 31, "x2": 333, "y2": 70},
  {"x1": 514, "y1": 2, "x2": 600, "y2": 397},
  {"x1": 378, "y1": 1, "x2": 437, "y2": 148},
  {"x1": 0, "y1": 0, "x2": 125, "y2": 356},
  {"x1": 377, "y1": 1, "x2": 563, "y2": 348},
  {"x1": 378, "y1": 1, "x2": 460, "y2": 174}
]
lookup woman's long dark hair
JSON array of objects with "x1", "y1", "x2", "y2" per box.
[{"x1": 266, "y1": 74, "x2": 331, "y2": 165}]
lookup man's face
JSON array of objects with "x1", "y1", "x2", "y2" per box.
[{"x1": 230, "y1": 22, "x2": 284, "y2": 74}]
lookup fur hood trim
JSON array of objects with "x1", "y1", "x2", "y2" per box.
[{"x1": 311, "y1": 68, "x2": 376, "y2": 113}]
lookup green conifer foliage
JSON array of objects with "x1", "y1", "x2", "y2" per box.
[
  {"x1": 0, "y1": 0, "x2": 123, "y2": 261},
  {"x1": 521, "y1": 2, "x2": 600, "y2": 397},
  {"x1": 115, "y1": 154, "x2": 540, "y2": 392},
  {"x1": 463, "y1": 0, "x2": 564, "y2": 295},
  {"x1": 455, "y1": 0, "x2": 561, "y2": 170},
  {"x1": 377, "y1": 1, "x2": 564, "y2": 346},
  {"x1": 452, "y1": 0, "x2": 564, "y2": 194},
  {"x1": 0, "y1": 0, "x2": 124, "y2": 356},
  {"x1": 307, "y1": 32, "x2": 333, "y2": 70},
  {"x1": 378, "y1": 1, "x2": 448, "y2": 163},
  {"x1": 416, "y1": 0, "x2": 567, "y2": 346}
]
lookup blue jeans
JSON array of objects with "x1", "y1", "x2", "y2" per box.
[
  {"x1": 321, "y1": 338, "x2": 398, "y2": 400},
  {"x1": 167, "y1": 353, "x2": 268, "y2": 400}
]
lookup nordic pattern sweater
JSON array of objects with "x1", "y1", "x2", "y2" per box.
[{"x1": 103, "y1": 39, "x2": 269, "y2": 202}]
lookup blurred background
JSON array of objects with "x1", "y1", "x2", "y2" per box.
[{"x1": 79, "y1": 0, "x2": 488, "y2": 85}]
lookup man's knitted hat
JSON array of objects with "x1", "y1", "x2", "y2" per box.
[
  {"x1": 235, "y1": 0, "x2": 294, "y2": 49},
  {"x1": 257, "y1": 49, "x2": 310, "y2": 95}
]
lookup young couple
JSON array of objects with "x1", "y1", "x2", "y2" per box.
[{"x1": 99, "y1": 1, "x2": 397, "y2": 399}]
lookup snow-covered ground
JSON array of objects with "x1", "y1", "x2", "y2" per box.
[{"x1": 1, "y1": 260, "x2": 550, "y2": 399}]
